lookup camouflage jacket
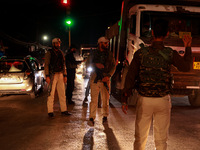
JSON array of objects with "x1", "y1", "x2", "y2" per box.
[
  {"x1": 86, "y1": 49, "x2": 116, "y2": 82},
  {"x1": 123, "y1": 41, "x2": 192, "y2": 98}
]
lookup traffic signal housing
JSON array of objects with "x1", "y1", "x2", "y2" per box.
[{"x1": 62, "y1": 0, "x2": 68, "y2": 5}]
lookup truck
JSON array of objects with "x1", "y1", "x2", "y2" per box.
[{"x1": 106, "y1": 0, "x2": 200, "y2": 106}]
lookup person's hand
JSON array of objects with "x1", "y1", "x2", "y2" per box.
[
  {"x1": 64, "y1": 77, "x2": 67, "y2": 84},
  {"x1": 46, "y1": 77, "x2": 50, "y2": 85},
  {"x1": 121, "y1": 91, "x2": 129, "y2": 114},
  {"x1": 102, "y1": 76, "x2": 109, "y2": 82},
  {"x1": 122, "y1": 103, "x2": 128, "y2": 114},
  {"x1": 183, "y1": 35, "x2": 192, "y2": 47},
  {"x1": 95, "y1": 63, "x2": 104, "y2": 69}
]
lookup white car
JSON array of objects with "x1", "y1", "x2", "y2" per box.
[{"x1": 0, "y1": 56, "x2": 45, "y2": 98}]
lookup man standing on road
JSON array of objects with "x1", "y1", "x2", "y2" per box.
[
  {"x1": 122, "y1": 19, "x2": 192, "y2": 150},
  {"x1": 65, "y1": 45, "x2": 81, "y2": 105},
  {"x1": 44, "y1": 38, "x2": 71, "y2": 118},
  {"x1": 87, "y1": 37, "x2": 116, "y2": 124}
]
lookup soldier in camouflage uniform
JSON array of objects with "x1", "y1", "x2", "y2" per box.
[{"x1": 122, "y1": 19, "x2": 192, "y2": 150}]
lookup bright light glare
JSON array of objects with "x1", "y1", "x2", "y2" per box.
[
  {"x1": 87, "y1": 67, "x2": 93, "y2": 72},
  {"x1": 43, "y1": 35, "x2": 48, "y2": 40},
  {"x1": 66, "y1": 21, "x2": 71, "y2": 25},
  {"x1": 63, "y1": 0, "x2": 67, "y2": 4}
]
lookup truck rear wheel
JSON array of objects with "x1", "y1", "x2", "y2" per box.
[{"x1": 188, "y1": 90, "x2": 200, "y2": 107}]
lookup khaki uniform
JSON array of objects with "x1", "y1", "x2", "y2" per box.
[
  {"x1": 134, "y1": 95, "x2": 171, "y2": 150},
  {"x1": 44, "y1": 48, "x2": 67, "y2": 113},
  {"x1": 89, "y1": 77, "x2": 110, "y2": 119},
  {"x1": 87, "y1": 50, "x2": 116, "y2": 119},
  {"x1": 47, "y1": 73, "x2": 67, "y2": 113},
  {"x1": 123, "y1": 41, "x2": 192, "y2": 150}
]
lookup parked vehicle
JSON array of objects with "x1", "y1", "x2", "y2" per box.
[
  {"x1": 0, "y1": 55, "x2": 45, "y2": 98},
  {"x1": 106, "y1": 0, "x2": 200, "y2": 106},
  {"x1": 80, "y1": 45, "x2": 96, "y2": 78}
]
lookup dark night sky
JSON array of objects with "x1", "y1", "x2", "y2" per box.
[{"x1": 1, "y1": 0, "x2": 122, "y2": 50}]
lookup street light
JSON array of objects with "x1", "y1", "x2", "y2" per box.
[
  {"x1": 42, "y1": 35, "x2": 48, "y2": 45},
  {"x1": 43, "y1": 35, "x2": 48, "y2": 41}
]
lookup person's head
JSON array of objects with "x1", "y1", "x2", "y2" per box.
[
  {"x1": 152, "y1": 19, "x2": 169, "y2": 39},
  {"x1": 98, "y1": 37, "x2": 109, "y2": 51},
  {"x1": 52, "y1": 38, "x2": 61, "y2": 49}
]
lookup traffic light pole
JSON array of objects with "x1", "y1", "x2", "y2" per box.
[
  {"x1": 68, "y1": 26, "x2": 71, "y2": 48},
  {"x1": 66, "y1": 5, "x2": 71, "y2": 48}
]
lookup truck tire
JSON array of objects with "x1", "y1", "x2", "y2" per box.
[{"x1": 188, "y1": 90, "x2": 200, "y2": 107}]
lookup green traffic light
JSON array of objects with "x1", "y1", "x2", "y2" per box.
[
  {"x1": 65, "y1": 19, "x2": 73, "y2": 26},
  {"x1": 66, "y1": 20, "x2": 71, "y2": 25}
]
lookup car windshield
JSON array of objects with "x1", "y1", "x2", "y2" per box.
[
  {"x1": 0, "y1": 60, "x2": 28, "y2": 73},
  {"x1": 139, "y1": 11, "x2": 200, "y2": 46}
]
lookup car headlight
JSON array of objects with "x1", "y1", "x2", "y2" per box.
[{"x1": 87, "y1": 67, "x2": 93, "y2": 72}]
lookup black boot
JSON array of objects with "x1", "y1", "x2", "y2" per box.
[
  {"x1": 102, "y1": 116, "x2": 107, "y2": 123},
  {"x1": 61, "y1": 111, "x2": 71, "y2": 116},
  {"x1": 68, "y1": 100, "x2": 75, "y2": 105},
  {"x1": 48, "y1": 113, "x2": 55, "y2": 118}
]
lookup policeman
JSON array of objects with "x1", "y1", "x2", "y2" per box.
[
  {"x1": 65, "y1": 45, "x2": 81, "y2": 104},
  {"x1": 86, "y1": 37, "x2": 116, "y2": 124},
  {"x1": 44, "y1": 38, "x2": 71, "y2": 118},
  {"x1": 122, "y1": 19, "x2": 192, "y2": 150}
]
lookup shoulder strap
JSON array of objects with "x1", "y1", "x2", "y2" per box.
[
  {"x1": 158, "y1": 50, "x2": 169, "y2": 61},
  {"x1": 139, "y1": 43, "x2": 149, "y2": 54},
  {"x1": 139, "y1": 43, "x2": 173, "y2": 63},
  {"x1": 158, "y1": 47, "x2": 173, "y2": 62}
]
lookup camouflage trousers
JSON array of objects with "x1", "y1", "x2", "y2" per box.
[{"x1": 134, "y1": 95, "x2": 172, "y2": 150}]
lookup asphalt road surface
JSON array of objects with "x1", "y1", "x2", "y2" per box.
[{"x1": 0, "y1": 74, "x2": 200, "y2": 150}]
